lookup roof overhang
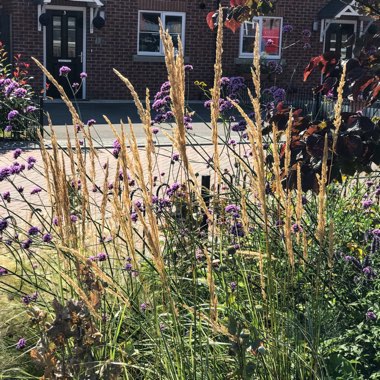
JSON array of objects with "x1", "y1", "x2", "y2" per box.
[
  {"x1": 43, "y1": 0, "x2": 103, "y2": 6},
  {"x1": 318, "y1": 0, "x2": 362, "y2": 19}
]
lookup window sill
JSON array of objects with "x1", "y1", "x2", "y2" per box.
[
  {"x1": 235, "y1": 57, "x2": 283, "y2": 65},
  {"x1": 133, "y1": 55, "x2": 190, "y2": 63}
]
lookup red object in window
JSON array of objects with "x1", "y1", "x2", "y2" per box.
[{"x1": 262, "y1": 20, "x2": 280, "y2": 55}]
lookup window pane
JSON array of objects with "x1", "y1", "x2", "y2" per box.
[
  {"x1": 53, "y1": 16, "x2": 62, "y2": 57},
  {"x1": 139, "y1": 32, "x2": 160, "y2": 52},
  {"x1": 165, "y1": 15, "x2": 182, "y2": 34},
  {"x1": 140, "y1": 12, "x2": 160, "y2": 33},
  {"x1": 241, "y1": 22, "x2": 257, "y2": 54},
  {"x1": 261, "y1": 18, "x2": 281, "y2": 56},
  {"x1": 68, "y1": 17, "x2": 76, "y2": 58}
]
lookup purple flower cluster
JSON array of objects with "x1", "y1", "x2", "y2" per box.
[
  {"x1": 112, "y1": 139, "x2": 121, "y2": 158},
  {"x1": 22, "y1": 291, "x2": 38, "y2": 305},
  {"x1": 166, "y1": 182, "x2": 181, "y2": 197},
  {"x1": 226, "y1": 77, "x2": 246, "y2": 97},
  {"x1": 27, "y1": 156, "x2": 37, "y2": 170},
  {"x1": 0, "y1": 219, "x2": 8, "y2": 232},
  {"x1": 28, "y1": 226, "x2": 40, "y2": 236},
  {"x1": 89, "y1": 252, "x2": 108, "y2": 262},
  {"x1": 283, "y1": 24, "x2": 294, "y2": 33},
  {"x1": 7, "y1": 110, "x2": 19, "y2": 121},
  {"x1": 16, "y1": 338, "x2": 26, "y2": 350},
  {"x1": 59, "y1": 66, "x2": 71, "y2": 76},
  {"x1": 0, "y1": 266, "x2": 8, "y2": 276},
  {"x1": 264, "y1": 86, "x2": 286, "y2": 103},
  {"x1": 2, "y1": 191, "x2": 11, "y2": 203}
]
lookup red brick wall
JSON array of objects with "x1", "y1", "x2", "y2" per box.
[{"x1": 3, "y1": 0, "x2": 360, "y2": 100}]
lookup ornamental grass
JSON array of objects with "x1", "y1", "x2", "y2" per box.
[{"x1": 0, "y1": 21, "x2": 380, "y2": 380}]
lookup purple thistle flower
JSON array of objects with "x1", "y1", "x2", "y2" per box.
[
  {"x1": 87, "y1": 119, "x2": 96, "y2": 126},
  {"x1": 28, "y1": 226, "x2": 40, "y2": 236},
  {"x1": 4, "y1": 125, "x2": 12, "y2": 132},
  {"x1": 70, "y1": 214, "x2": 78, "y2": 223},
  {"x1": 59, "y1": 66, "x2": 71, "y2": 76},
  {"x1": 80, "y1": 72, "x2": 87, "y2": 79},
  {"x1": 16, "y1": 338, "x2": 26, "y2": 350},
  {"x1": 131, "y1": 212, "x2": 138, "y2": 222},
  {"x1": 7, "y1": 110, "x2": 19, "y2": 120},
  {"x1": 152, "y1": 127, "x2": 160, "y2": 135},
  {"x1": 13, "y1": 148, "x2": 22, "y2": 159}
]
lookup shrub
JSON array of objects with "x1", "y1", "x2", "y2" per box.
[{"x1": 0, "y1": 42, "x2": 40, "y2": 139}]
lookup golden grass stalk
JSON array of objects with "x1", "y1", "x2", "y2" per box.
[
  {"x1": 100, "y1": 159, "x2": 109, "y2": 236},
  {"x1": 271, "y1": 123, "x2": 285, "y2": 201},
  {"x1": 316, "y1": 134, "x2": 329, "y2": 246},
  {"x1": 333, "y1": 63, "x2": 346, "y2": 151},
  {"x1": 103, "y1": 116, "x2": 138, "y2": 266},
  {"x1": 210, "y1": 6, "x2": 224, "y2": 186},
  {"x1": 159, "y1": 22, "x2": 187, "y2": 172}
]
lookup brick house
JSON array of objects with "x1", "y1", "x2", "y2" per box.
[{"x1": 0, "y1": 0, "x2": 376, "y2": 100}]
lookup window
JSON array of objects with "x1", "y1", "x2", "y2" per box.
[
  {"x1": 138, "y1": 11, "x2": 185, "y2": 55},
  {"x1": 239, "y1": 17, "x2": 283, "y2": 59}
]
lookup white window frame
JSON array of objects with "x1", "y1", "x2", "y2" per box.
[
  {"x1": 137, "y1": 10, "x2": 186, "y2": 56},
  {"x1": 239, "y1": 16, "x2": 283, "y2": 59}
]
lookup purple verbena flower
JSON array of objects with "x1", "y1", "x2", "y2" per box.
[
  {"x1": 225, "y1": 204, "x2": 240, "y2": 214},
  {"x1": 283, "y1": 24, "x2": 293, "y2": 33},
  {"x1": 366, "y1": 311, "x2": 377, "y2": 321},
  {"x1": 21, "y1": 238, "x2": 32, "y2": 249},
  {"x1": 171, "y1": 152, "x2": 180, "y2": 162},
  {"x1": 0, "y1": 266, "x2": 8, "y2": 275},
  {"x1": 80, "y1": 72, "x2": 87, "y2": 79},
  {"x1": 2, "y1": 191, "x2": 11, "y2": 203},
  {"x1": 70, "y1": 214, "x2": 78, "y2": 223},
  {"x1": 59, "y1": 66, "x2": 71, "y2": 76},
  {"x1": 7, "y1": 110, "x2": 19, "y2": 120},
  {"x1": 13, "y1": 148, "x2": 22, "y2": 159},
  {"x1": 291, "y1": 223, "x2": 303, "y2": 233},
  {"x1": 16, "y1": 338, "x2": 26, "y2": 350},
  {"x1": 0, "y1": 219, "x2": 8, "y2": 232},
  {"x1": 31, "y1": 187, "x2": 42, "y2": 195},
  {"x1": 42, "y1": 233, "x2": 52, "y2": 243},
  {"x1": 28, "y1": 226, "x2": 40, "y2": 236},
  {"x1": 87, "y1": 119, "x2": 96, "y2": 126},
  {"x1": 362, "y1": 199, "x2": 373, "y2": 209}
]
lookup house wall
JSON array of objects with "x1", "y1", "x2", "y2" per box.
[{"x1": 1, "y1": 0, "x2": 352, "y2": 101}]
